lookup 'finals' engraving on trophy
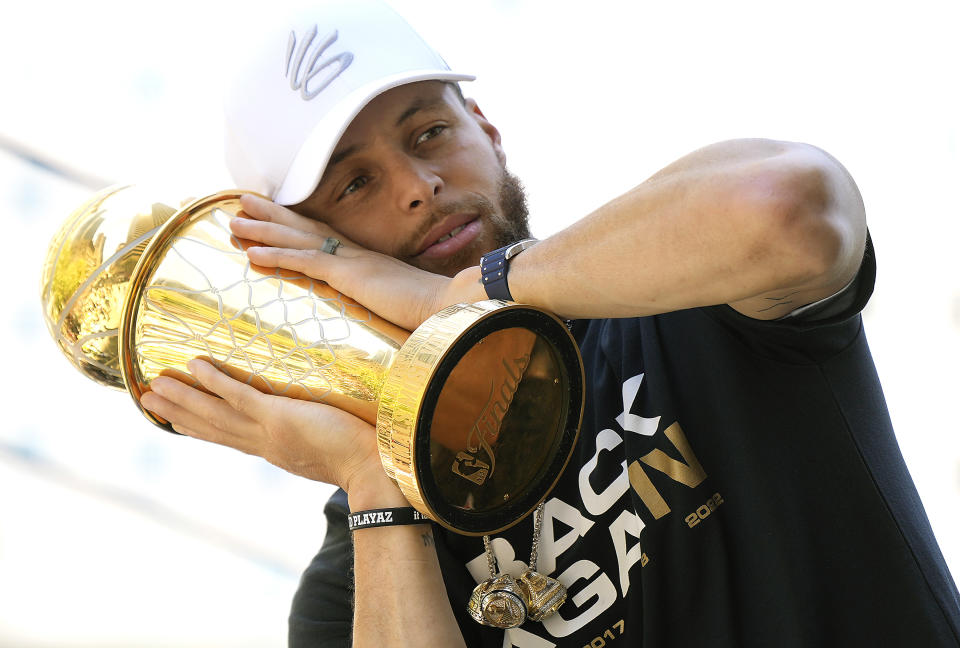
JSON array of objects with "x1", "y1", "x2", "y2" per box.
[{"x1": 452, "y1": 353, "x2": 531, "y2": 485}]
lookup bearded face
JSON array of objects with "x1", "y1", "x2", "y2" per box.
[{"x1": 292, "y1": 82, "x2": 532, "y2": 277}]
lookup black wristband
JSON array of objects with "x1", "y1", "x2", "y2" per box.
[{"x1": 347, "y1": 507, "x2": 430, "y2": 531}]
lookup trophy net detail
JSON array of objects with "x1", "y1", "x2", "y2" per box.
[{"x1": 131, "y1": 207, "x2": 404, "y2": 422}]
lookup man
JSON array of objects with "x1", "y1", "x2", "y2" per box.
[{"x1": 140, "y1": 1, "x2": 960, "y2": 646}]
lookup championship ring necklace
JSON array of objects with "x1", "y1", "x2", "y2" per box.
[{"x1": 467, "y1": 502, "x2": 567, "y2": 628}]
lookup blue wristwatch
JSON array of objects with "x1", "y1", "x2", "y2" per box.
[{"x1": 479, "y1": 238, "x2": 538, "y2": 301}]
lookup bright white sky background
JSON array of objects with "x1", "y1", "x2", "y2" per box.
[{"x1": 1, "y1": 1, "x2": 957, "y2": 645}]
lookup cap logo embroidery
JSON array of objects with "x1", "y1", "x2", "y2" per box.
[{"x1": 285, "y1": 25, "x2": 354, "y2": 101}]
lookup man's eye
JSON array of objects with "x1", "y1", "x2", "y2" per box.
[
  {"x1": 415, "y1": 125, "x2": 446, "y2": 145},
  {"x1": 341, "y1": 176, "x2": 368, "y2": 198}
]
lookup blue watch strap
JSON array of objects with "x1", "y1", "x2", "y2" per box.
[
  {"x1": 479, "y1": 239, "x2": 537, "y2": 302},
  {"x1": 480, "y1": 246, "x2": 511, "y2": 300}
]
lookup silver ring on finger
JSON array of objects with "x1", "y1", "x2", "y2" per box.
[{"x1": 320, "y1": 237, "x2": 341, "y2": 255}]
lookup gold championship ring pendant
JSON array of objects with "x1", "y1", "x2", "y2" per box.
[{"x1": 468, "y1": 503, "x2": 567, "y2": 628}]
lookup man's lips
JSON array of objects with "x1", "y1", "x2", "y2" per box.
[{"x1": 414, "y1": 214, "x2": 482, "y2": 259}]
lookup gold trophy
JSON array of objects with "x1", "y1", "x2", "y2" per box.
[{"x1": 41, "y1": 185, "x2": 583, "y2": 535}]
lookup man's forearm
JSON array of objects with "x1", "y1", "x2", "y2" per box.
[
  {"x1": 352, "y1": 523, "x2": 466, "y2": 647},
  {"x1": 348, "y1": 470, "x2": 466, "y2": 647},
  {"x1": 469, "y1": 138, "x2": 866, "y2": 321}
]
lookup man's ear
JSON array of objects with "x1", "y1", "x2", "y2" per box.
[{"x1": 465, "y1": 98, "x2": 506, "y2": 166}]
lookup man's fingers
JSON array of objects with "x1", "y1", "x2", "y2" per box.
[
  {"x1": 239, "y1": 194, "x2": 324, "y2": 233},
  {"x1": 140, "y1": 379, "x2": 257, "y2": 454},
  {"x1": 231, "y1": 217, "x2": 328, "y2": 251},
  {"x1": 185, "y1": 359, "x2": 271, "y2": 421},
  {"x1": 169, "y1": 424, "x2": 205, "y2": 441},
  {"x1": 168, "y1": 423, "x2": 255, "y2": 459},
  {"x1": 245, "y1": 246, "x2": 335, "y2": 278}
]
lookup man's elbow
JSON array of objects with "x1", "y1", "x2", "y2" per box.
[{"x1": 745, "y1": 145, "x2": 867, "y2": 288}]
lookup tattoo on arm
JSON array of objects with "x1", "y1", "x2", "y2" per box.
[
  {"x1": 421, "y1": 532, "x2": 434, "y2": 548},
  {"x1": 756, "y1": 290, "x2": 800, "y2": 313}
]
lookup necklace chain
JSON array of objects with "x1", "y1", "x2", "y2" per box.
[
  {"x1": 482, "y1": 534, "x2": 497, "y2": 577},
  {"x1": 482, "y1": 501, "x2": 544, "y2": 578},
  {"x1": 529, "y1": 501, "x2": 544, "y2": 570}
]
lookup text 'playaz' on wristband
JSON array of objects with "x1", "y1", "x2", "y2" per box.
[{"x1": 347, "y1": 507, "x2": 430, "y2": 531}]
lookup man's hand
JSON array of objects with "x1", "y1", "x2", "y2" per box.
[
  {"x1": 233, "y1": 195, "x2": 485, "y2": 332},
  {"x1": 140, "y1": 358, "x2": 399, "y2": 501}
]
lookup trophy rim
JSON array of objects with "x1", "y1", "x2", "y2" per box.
[
  {"x1": 117, "y1": 190, "x2": 256, "y2": 432},
  {"x1": 380, "y1": 300, "x2": 584, "y2": 536}
]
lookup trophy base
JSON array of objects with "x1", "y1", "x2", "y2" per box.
[{"x1": 378, "y1": 300, "x2": 583, "y2": 536}]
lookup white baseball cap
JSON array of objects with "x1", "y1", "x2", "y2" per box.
[{"x1": 223, "y1": 0, "x2": 475, "y2": 206}]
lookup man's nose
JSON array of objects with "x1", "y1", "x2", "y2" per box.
[{"x1": 388, "y1": 155, "x2": 443, "y2": 213}]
